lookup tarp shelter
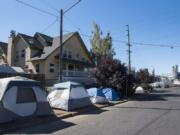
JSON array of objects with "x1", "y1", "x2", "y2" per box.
[
  {"x1": 100, "y1": 88, "x2": 120, "y2": 101},
  {"x1": 0, "y1": 76, "x2": 52, "y2": 124},
  {"x1": 87, "y1": 88, "x2": 108, "y2": 104},
  {"x1": 48, "y1": 81, "x2": 92, "y2": 111},
  {"x1": 0, "y1": 65, "x2": 25, "y2": 73},
  {"x1": 135, "y1": 86, "x2": 144, "y2": 94}
]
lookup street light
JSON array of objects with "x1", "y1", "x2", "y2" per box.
[{"x1": 59, "y1": 0, "x2": 82, "y2": 81}]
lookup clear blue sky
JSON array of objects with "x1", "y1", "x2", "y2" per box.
[{"x1": 1, "y1": 0, "x2": 180, "y2": 75}]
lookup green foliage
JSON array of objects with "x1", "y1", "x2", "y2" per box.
[
  {"x1": 135, "y1": 68, "x2": 153, "y2": 84},
  {"x1": 90, "y1": 23, "x2": 115, "y2": 64},
  {"x1": 92, "y1": 56, "x2": 127, "y2": 95}
]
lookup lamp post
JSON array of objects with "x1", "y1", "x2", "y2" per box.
[{"x1": 59, "y1": 0, "x2": 81, "y2": 81}]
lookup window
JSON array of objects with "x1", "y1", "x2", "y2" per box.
[
  {"x1": 68, "y1": 51, "x2": 72, "y2": 59},
  {"x1": 15, "y1": 51, "x2": 19, "y2": 61},
  {"x1": 49, "y1": 63, "x2": 55, "y2": 72},
  {"x1": 63, "y1": 50, "x2": 67, "y2": 58},
  {"x1": 29, "y1": 39, "x2": 34, "y2": 44},
  {"x1": 36, "y1": 64, "x2": 40, "y2": 73},
  {"x1": 16, "y1": 87, "x2": 36, "y2": 103},
  {"x1": 76, "y1": 53, "x2": 80, "y2": 58},
  {"x1": 21, "y1": 49, "x2": 25, "y2": 58},
  {"x1": 82, "y1": 57, "x2": 85, "y2": 61}
]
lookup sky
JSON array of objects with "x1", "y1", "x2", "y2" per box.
[{"x1": 1, "y1": 0, "x2": 180, "y2": 75}]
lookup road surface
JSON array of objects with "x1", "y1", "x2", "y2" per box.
[{"x1": 14, "y1": 87, "x2": 180, "y2": 135}]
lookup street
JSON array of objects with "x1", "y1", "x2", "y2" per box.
[{"x1": 13, "y1": 87, "x2": 180, "y2": 135}]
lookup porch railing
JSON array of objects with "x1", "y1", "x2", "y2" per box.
[{"x1": 62, "y1": 70, "x2": 90, "y2": 77}]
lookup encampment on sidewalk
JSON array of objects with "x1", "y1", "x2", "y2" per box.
[
  {"x1": 48, "y1": 81, "x2": 92, "y2": 111},
  {"x1": 135, "y1": 86, "x2": 145, "y2": 94},
  {"x1": 87, "y1": 88, "x2": 109, "y2": 104},
  {"x1": 0, "y1": 76, "x2": 52, "y2": 124}
]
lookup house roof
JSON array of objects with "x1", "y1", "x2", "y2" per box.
[
  {"x1": 18, "y1": 33, "x2": 44, "y2": 50},
  {"x1": 0, "y1": 42, "x2": 8, "y2": 55},
  {"x1": 35, "y1": 32, "x2": 53, "y2": 46},
  {"x1": 35, "y1": 32, "x2": 53, "y2": 42},
  {"x1": 30, "y1": 32, "x2": 75, "y2": 61}
]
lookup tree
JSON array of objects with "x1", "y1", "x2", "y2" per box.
[
  {"x1": 135, "y1": 68, "x2": 153, "y2": 84},
  {"x1": 92, "y1": 56, "x2": 127, "y2": 95},
  {"x1": 90, "y1": 23, "x2": 115, "y2": 64}
]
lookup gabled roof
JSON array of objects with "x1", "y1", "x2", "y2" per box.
[
  {"x1": 0, "y1": 42, "x2": 7, "y2": 55},
  {"x1": 17, "y1": 33, "x2": 44, "y2": 50},
  {"x1": 35, "y1": 32, "x2": 53, "y2": 46},
  {"x1": 30, "y1": 32, "x2": 75, "y2": 61}
]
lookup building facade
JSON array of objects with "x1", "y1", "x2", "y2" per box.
[{"x1": 7, "y1": 31, "x2": 94, "y2": 85}]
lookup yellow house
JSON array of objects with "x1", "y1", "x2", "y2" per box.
[{"x1": 7, "y1": 31, "x2": 94, "y2": 85}]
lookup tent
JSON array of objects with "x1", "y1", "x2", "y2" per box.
[
  {"x1": 101, "y1": 88, "x2": 120, "y2": 101},
  {"x1": 0, "y1": 65, "x2": 25, "y2": 73},
  {"x1": 48, "y1": 81, "x2": 92, "y2": 111},
  {"x1": 0, "y1": 76, "x2": 52, "y2": 124},
  {"x1": 87, "y1": 88, "x2": 108, "y2": 104},
  {"x1": 135, "y1": 86, "x2": 144, "y2": 94}
]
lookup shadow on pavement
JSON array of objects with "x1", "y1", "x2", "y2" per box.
[
  {"x1": 81, "y1": 105, "x2": 108, "y2": 115},
  {"x1": 0, "y1": 115, "x2": 75, "y2": 134},
  {"x1": 151, "y1": 89, "x2": 172, "y2": 93},
  {"x1": 11, "y1": 119, "x2": 75, "y2": 134}
]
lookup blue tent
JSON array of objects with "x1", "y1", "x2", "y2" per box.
[
  {"x1": 87, "y1": 87, "x2": 120, "y2": 101},
  {"x1": 87, "y1": 88, "x2": 106, "y2": 98},
  {"x1": 101, "y1": 88, "x2": 120, "y2": 101}
]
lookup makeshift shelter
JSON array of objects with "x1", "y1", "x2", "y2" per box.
[
  {"x1": 0, "y1": 76, "x2": 52, "y2": 124},
  {"x1": 48, "y1": 81, "x2": 92, "y2": 111},
  {"x1": 135, "y1": 86, "x2": 144, "y2": 94},
  {"x1": 87, "y1": 88, "x2": 108, "y2": 104},
  {"x1": 101, "y1": 88, "x2": 120, "y2": 101}
]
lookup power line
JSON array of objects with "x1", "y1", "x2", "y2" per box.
[
  {"x1": 64, "y1": 15, "x2": 81, "y2": 31},
  {"x1": 41, "y1": 17, "x2": 58, "y2": 33},
  {"x1": 15, "y1": 0, "x2": 180, "y2": 49},
  {"x1": 40, "y1": 0, "x2": 59, "y2": 13},
  {"x1": 16, "y1": 0, "x2": 58, "y2": 18}
]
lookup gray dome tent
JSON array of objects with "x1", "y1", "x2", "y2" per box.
[
  {"x1": 0, "y1": 76, "x2": 52, "y2": 124},
  {"x1": 48, "y1": 81, "x2": 92, "y2": 111}
]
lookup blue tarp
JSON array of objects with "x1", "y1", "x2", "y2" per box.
[
  {"x1": 87, "y1": 88, "x2": 106, "y2": 98},
  {"x1": 87, "y1": 87, "x2": 120, "y2": 101}
]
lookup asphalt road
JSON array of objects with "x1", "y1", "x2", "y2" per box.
[{"x1": 14, "y1": 87, "x2": 180, "y2": 135}]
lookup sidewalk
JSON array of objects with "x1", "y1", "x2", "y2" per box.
[{"x1": 0, "y1": 100, "x2": 127, "y2": 134}]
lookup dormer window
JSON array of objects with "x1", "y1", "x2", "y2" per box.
[{"x1": 29, "y1": 39, "x2": 34, "y2": 44}]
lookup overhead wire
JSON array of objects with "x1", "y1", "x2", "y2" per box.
[
  {"x1": 16, "y1": 0, "x2": 58, "y2": 17},
  {"x1": 16, "y1": 0, "x2": 180, "y2": 49},
  {"x1": 41, "y1": 17, "x2": 59, "y2": 33}
]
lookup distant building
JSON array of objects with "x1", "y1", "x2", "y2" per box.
[{"x1": 172, "y1": 65, "x2": 180, "y2": 80}]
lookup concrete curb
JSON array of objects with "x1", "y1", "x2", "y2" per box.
[
  {"x1": 0, "y1": 100, "x2": 128, "y2": 134},
  {"x1": 57, "y1": 100, "x2": 128, "y2": 119}
]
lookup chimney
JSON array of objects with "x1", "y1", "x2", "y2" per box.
[{"x1": 7, "y1": 30, "x2": 16, "y2": 66}]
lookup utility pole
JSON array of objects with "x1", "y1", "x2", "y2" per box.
[
  {"x1": 126, "y1": 25, "x2": 131, "y2": 74},
  {"x1": 59, "y1": 0, "x2": 81, "y2": 82},
  {"x1": 125, "y1": 25, "x2": 132, "y2": 98},
  {"x1": 59, "y1": 9, "x2": 63, "y2": 81}
]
